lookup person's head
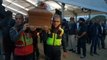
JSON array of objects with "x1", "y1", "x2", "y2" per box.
[
  {"x1": 78, "y1": 18, "x2": 85, "y2": 23},
  {"x1": 52, "y1": 14, "x2": 61, "y2": 28},
  {"x1": 0, "y1": 0, "x2": 3, "y2": 5},
  {"x1": 0, "y1": 5, "x2": 5, "y2": 19},
  {"x1": 78, "y1": 18, "x2": 85, "y2": 26},
  {"x1": 43, "y1": 25, "x2": 49, "y2": 32},
  {"x1": 15, "y1": 13, "x2": 24, "y2": 26},
  {"x1": 6, "y1": 10, "x2": 12, "y2": 18},
  {"x1": 70, "y1": 17, "x2": 74, "y2": 22},
  {"x1": 93, "y1": 19, "x2": 100, "y2": 25},
  {"x1": 63, "y1": 19, "x2": 67, "y2": 22}
]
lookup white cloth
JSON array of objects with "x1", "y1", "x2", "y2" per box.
[{"x1": 67, "y1": 35, "x2": 77, "y2": 50}]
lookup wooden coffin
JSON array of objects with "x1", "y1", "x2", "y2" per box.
[{"x1": 28, "y1": 7, "x2": 53, "y2": 27}]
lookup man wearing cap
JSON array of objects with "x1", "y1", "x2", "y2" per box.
[{"x1": 77, "y1": 18, "x2": 87, "y2": 58}]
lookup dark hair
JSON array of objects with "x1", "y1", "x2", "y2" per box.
[
  {"x1": 62, "y1": 18, "x2": 66, "y2": 22},
  {"x1": 52, "y1": 14, "x2": 61, "y2": 21},
  {"x1": 6, "y1": 10, "x2": 12, "y2": 18},
  {"x1": 15, "y1": 13, "x2": 24, "y2": 19},
  {"x1": 55, "y1": 9, "x2": 62, "y2": 16},
  {"x1": 70, "y1": 17, "x2": 74, "y2": 20},
  {"x1": 79, "y1": 18, "x2": 85, "y2": 22},
  {"x1": 0, "y1": 5, "x2": 5, "y2": 19},
  {"x1": 0, "y1": 0, "x2": 3, "y2": 5}
]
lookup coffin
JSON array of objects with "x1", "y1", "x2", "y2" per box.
[{"x1": 28, "y1": 7, "x2": 53, "y2": 27}]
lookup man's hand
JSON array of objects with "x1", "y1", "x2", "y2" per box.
[
  {"x1": 23, "y1": 23, "x2": 29, "y2": 31},
  {"x1": 59, "y1": 27, "x2": 64, "y2": 37},
  {"x1": 63, "y1": 52, "x2": 68, "y2": 58},
  {"x1": 30, "y1": 26, "x2": 36, "y2": 31}
]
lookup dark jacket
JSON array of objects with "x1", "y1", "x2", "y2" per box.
[
  {"x1": 101, "y1": 24, "x2": 106, "y2": 36},
  {"x1": 0, "y1": 0, "x2": 3, "y2": 5},
  {"x1": 62, "y1": 21, "x2": 69, "y2": 34},
  {"x1": 9, "y1": 25, "x2": 23, "y2": 42},
  {"x1": 40, "y1": 30, "x2": 48, "y2": 44},
  {"x1": 68, "y1": 22, "x2": 77, "y2": 35},
  {"x1": 89, "y1": 23, "x2": 101, "y2": 37},
  {"x1": 78, "y1": 23, "x2": 87, "y2": 39},
  {"x1": 0, "y1": 18, "x2": 15, "y2": 52}
]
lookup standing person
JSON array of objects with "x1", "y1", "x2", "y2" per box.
[
  {"x1": 100, "y1": 22, "x2": 106, "y2": 49},
  {"x1": 9, "y1": 13, "x2": 33, "y2": 60},
  {"x1": 62, "y1": 19, "x2": 69, "y2": 50},
  {"x1": 90, "y1": 20, "x2": 100, "y2": 56},
  {"x1": 77, "y1": 18, "x2": 87, "y2": 58},
  {"x1": 0, "y1": 3, "x2": 5, "y2": 59},
  {"x1": 45, "y1": 14, "x2": 67, "y2": 60},
  {"x1": 87, "y1": 21, "x2": 93, "y2": 44},
  {"x1": 0, "y1": 11, "x2": 15, "y2": 60},
  {"x1": 31, "y1": 27, "x2": 40, "y2": 60},
  {"x1": 67, "y1": 17, "x2": 77, "y2": 52},
  {"x1": 97, "y1": 22, "x2": 103, "y2": 50},
  {"x1": 40, "y1": 26, "x2": 49, "y2": 56},
  {"x1": 0, "y1": 0, "x2": 5, "y2": 58}
]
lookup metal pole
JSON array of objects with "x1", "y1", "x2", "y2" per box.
[
  {"x1": 61, "y1": 3, "x2": 65, "y2": 20},
  {"x1": 88, "y1": 10, "x2": 91, "y2": 20}
]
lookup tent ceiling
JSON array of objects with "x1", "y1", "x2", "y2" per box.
[
  {"x1": 2, "y1": 0, "x2": 106, "y2": 16},
  {"x1": 56, "y1": 0, "x2": 107, "y2": 13}
]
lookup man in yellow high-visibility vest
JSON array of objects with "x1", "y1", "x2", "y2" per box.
[{"x1": 45, "y1": 14, "x2": 67, "y2": 60}]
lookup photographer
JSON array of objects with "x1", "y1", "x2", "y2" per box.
[{"x1": 10, "y1": 13, "x2": 33, "y2": 60}]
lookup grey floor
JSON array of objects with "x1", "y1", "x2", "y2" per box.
[{"x1": 38, "y1": 39, "x2": 107, "y2": 60}]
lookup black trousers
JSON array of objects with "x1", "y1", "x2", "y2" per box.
[
  {"x1": 3, "y1": 44, "x2": 14, "y2": 60},
  {"x1": 43, "y1": 43, "x2": 47, "y2": 55},
  {"x1": 62, "y1": 33, "x2": 68, "y2": 50},
  {"x1": 101, "y1": 35, "x2": 106, "y2": 48},
  {"x1": 90, "y1": 36, "x2": 98, "y2": 54},
  {"x1": 4, "y1": 49, "x2": 13, "y2": 60},
  {"x1": 77, "y1": 39, "x2": 86, "y2": 56},
  {"x1": 14, "y1": 53, "x2": 33, "y2": 60},
  {"x1": 33, "y1": 45, "x2": 40, "y2": 60},
  {"x1": 45, "y1": 45, "x2": 61, "y2": 60}
]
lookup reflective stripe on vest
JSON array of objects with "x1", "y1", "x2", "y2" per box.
[
  {"x1": 47, "y1": 33, "x2": 61, "y2": 46},
  {"x1": 16, "y1": 32, "x2": 33, "y2": 47}
]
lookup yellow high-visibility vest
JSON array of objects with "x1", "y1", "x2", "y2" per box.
[
  {"x1": 16, "y1": 32, "x2": 33, "y2": 47},
  {"x1": 47, "y1": 33, "x2": 62, "y2": 46}
]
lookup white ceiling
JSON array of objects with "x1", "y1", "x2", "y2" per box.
[{"x1": 2, "y1": 0, "x2": 106, "y2": 17}]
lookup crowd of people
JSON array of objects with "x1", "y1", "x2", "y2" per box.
[
  {"x1": 0, "y1": 0, "x2": 107, "y2": 60},
  {"x1": 62, "y1": 17, "x2": 106, "y2": 58}
]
